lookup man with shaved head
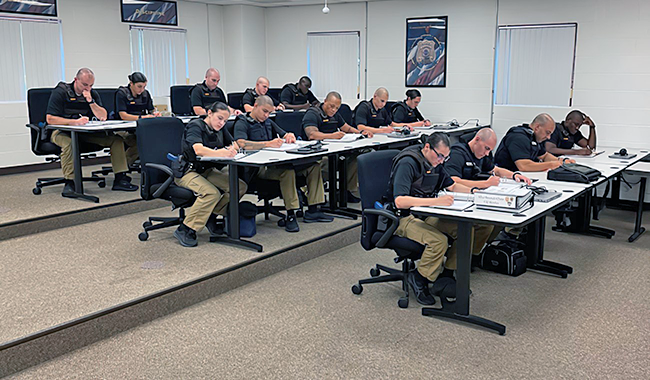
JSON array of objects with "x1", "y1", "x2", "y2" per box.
[
  {"x1": 46, "y1": 67, "x2": 137, "y2": 196},
  {"x1": 545, "y1": 110, "x2": 597, "y2": 156},
  {"x1": 242, "y1": 76, "x2": 284, "y2": 112},
  {"x1": 280, "y1": 76, "x2": 319, "y2": 110},
  {"x1": 234, "y1": 96, "x2": 331, "y2": 232},
  {"x1": 191, "y1": 68, "x2": 240, "y2": 116},
  {"x1": 494, "y1": 113, "x2": 575, "y2": 173},
  {"x1": 353, "y1": 87, "x2": 410, "y2": 134}
]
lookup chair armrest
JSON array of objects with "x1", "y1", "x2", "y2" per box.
[
  {"x1": 145, "y1": 163, "x2": 175, "y2": 199},
  {"x1": 363, "y1": 208, "x2": 400, "y2": 248}
]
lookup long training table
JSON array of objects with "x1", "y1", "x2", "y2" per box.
[{"x1": 623, "y1": 161, "x2": 650, "y2": 242}]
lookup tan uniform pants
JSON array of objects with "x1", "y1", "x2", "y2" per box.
[
  {"x1": 427, "y1": 217, "x2": 494, "y2": 271},
  {"x1": 395, "y1": 214, "x2": 449, "y2": 282},
  {"x1": 322, "y1": 154, "x2": 358, "y2": 195},
  {"x1": 116, "y1": 131, "x2": 138, "y2": 166},
  {"x1": 175, "y1": 167, "x2": 247, "y2": 232},
  {"x1": 51, "y1": 129, "x2": 129, "y2": 180},
  {"x1": 257, "y1": 162, "x2": 325, "y2": 210}
]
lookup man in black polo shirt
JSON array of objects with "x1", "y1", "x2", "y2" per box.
[
  {"x1": 190, "y1": 68, "x2": 240, "y2": 116},
  {"x1": 242, "y1": 76, "x2": 284, "y2": 112},
  {"x1": 354, "y1": 87, "x2": 410, "y2": 134},
  {"x1": 494, "y1": 113, "x2": 574, "y2": 172},
  {"x1": 234, "y1": 96, "x2": 332, "y2": 232},
  {"x1": 545, "y1": 110, "x2": 597, "y2": 156},
  {"x1": 280, "y1": 76, "x2": 319, "y2": 110},
  {"x1": 46, "y1": 67, "x2": 137, "y2": 196},
  {"x1": 390, "y1": 132, "x2": 475, "y2": 306},
  {"x1": 441, "y1": 127, "x2": 531, "y2": 272},
  {"x1": 302, "y1": 91, "x2": 372, "y2": 203}
]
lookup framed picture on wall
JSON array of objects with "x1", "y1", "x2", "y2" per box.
[
  {"x1": 121, "y1": 0, "x2": 178, "y2": 26},
  {"x1": 0, "y1": 0, "x2": 56, "y2": 17},
  {"x1": 405, "y1": 16, "x2": 448, "y2": 87}
]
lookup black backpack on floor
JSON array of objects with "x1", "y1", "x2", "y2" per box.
[{"x1": 480, "y1": 238, "x2": 527, "y2": 276}]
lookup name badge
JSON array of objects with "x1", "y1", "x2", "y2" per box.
[
  {"x1": 408, "y1": 112, "x2": 413, "y2": 116},
  {"x1": 130, "y1": 101, "x2": 136, "y2": 104},
  {"x1": 532, "y1": 141, "x2": 537, "y2": 146},
  {"x1": 563, "y1": 137, "x2": 569, "y2": 140},
  {"x1": 372, "y1": 115, "x2": 377, "y2": 117},
  {"x1": 465, "y1": 162, "x2": 474, "y2": 166},
  {"x1": 323, "y1": 119, "x2": 329, "y2": 122},
  {"x1": 204, "y1": 93, "x2": 210, "y2": 96},
  {"x1": 70, "y1": 97, "x2": 76, "y2": 101}
]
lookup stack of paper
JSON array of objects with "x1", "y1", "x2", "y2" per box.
[{"x1": 324, "y1": 134, "x2": 363, "y2": 143}]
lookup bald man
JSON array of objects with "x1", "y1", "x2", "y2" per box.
[
  {"x1": 46, "y1": 68, "x2": 137, "y2": 196},
  {"x1": 191, "y1": 68, "x2": 240, "y2": 116},
  {"x1": 494, "y1": 113, "x2": 575, "y2": 173},
  {"x1": 354, "y1": 87, "x2": 410, "y2": 134},
  {"x1": 242, "y1": 76, "x2": 284, "y2": 112}
]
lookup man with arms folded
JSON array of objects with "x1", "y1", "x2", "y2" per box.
[
  {"x1": 302, "y1": 91, "x2": 372, "y2": 204},
  {"x1": 234, "y1": 96, "x2": 333, "y2": 233}
]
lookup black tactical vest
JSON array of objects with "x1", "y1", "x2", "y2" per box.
[
  {"x1": 389, "y1": 145, "x2": 443, "y2": 199},
  {"x1": 56, "y1": 81, "x2": 94, "y2": 119},
  {"x1": 311, "y1": 105, "x2": 340, "y2": 134},
  {"x1": 117, "y1": 85, "x2": 151, "y2": 117},
  {"x1": 282, "y1": 83, "x2": 308, "y2": 105},
  {"x1": 357, "y1": 100, "x2": 388, "y2": 128},
  {"x1": 453, "y1": 142, "x2": 482, "y2": 180},
  {"x1": 192, "y1": 82, "x2": 224, "y2": 109},
  {"x1": 392, "y1": 101, "x2": 422, "y2": 123},
  {"x1": 235, "y1": 114, "x2": 275, "y2": 142}
]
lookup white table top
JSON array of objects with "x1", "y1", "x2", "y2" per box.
[{"x1": 625, "y1": 161, "x2": 650, "y2": 175}]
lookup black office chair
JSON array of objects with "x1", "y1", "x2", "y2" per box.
[
  {"x1": 170, "y1": 85, "x2": 194, "y2": 116},
  {"x1": 26, "y1": 88, "x2": 106, "y2": 195},
  {"x1": 274, "y1": 111, "x2": 307, "y2": 140},
  {"x1": 227, "y1": 92, "x2": 245, "y2": 112},
  {"x1": 95, "y1": 88, "x2": 118, "y2": 120},
  {"x1": 351, "y1": 150, "x2": 425, "y2": 308},
  {"x1": 338, "y1": 103, "x2": 353, "y2": 125},
  {"x1": 137, "y1": 117, "x2": 195, "y2": 241},
  {"x1": 385, "y1": 101, "x2": 397, "y2": 114},
  {"x1": 268, "y1": 88, "x2": 282, "y2": 103}
]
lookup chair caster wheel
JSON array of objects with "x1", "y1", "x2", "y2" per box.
[
  {"x1": 138, "y1": 232, "x2": 149, "y2": 241},
  {"x1": 370, "y1": 267, "x2": 380, "y2": 277},
  {"x1": 143, "y1": 221, "x2": 152, "y2": 228},
  {"x1": 277, "y1": 219, "x2": 286, "y2": 227},
  {"x1": 398, "y1": 297, "x2": 409, "y2": 308},
  {"x1": 98, "y1": 180, "x2": 106, "y2": 188},
  {"x1": 351, "y1": 284, "x2": 363, "y2": 295},
  {"x1": 33, "y1": 187, "x2": 42, "y2": 195}
]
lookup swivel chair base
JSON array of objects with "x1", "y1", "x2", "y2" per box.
[
  {"x1": 351, "y1": 259, "x2": 414, "y2": 309},
  {"x1": 33, "y1": 175, "x2": 105, "y2": 198}
]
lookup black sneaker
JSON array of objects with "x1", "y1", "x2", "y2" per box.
[
  {"x1": 432, "y1": 276, "x2": 456, "y2": 302},
  {"x1": 496, "y1": 230, "x2": 517, "y2": 241},
  {"x1": 61, "y1": 180, "x2": 76, "y2": 198},
  {"x1": 407, "y1": 270, "x2": 436, "y2": 306},
  {"x1": 112, "y1": 178, "x2": 138, "y2": 192},
  {"x1": 285, "y1": 215, "x2": 300, "y2": 232},
  {"x1": 303, "y1": 210, "x2": 334, "y2": 223},
  {"x1": 346, "y1": 191, "x2": 361, "y2": 204},
  {"x1": 205, "y1": 214, "x2": 225, "y2": 237},
  {"x1": 174, "y1": 225, "x2": 198, "y2": 247}
]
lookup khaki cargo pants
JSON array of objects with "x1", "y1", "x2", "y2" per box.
[{"x1": 257, "y1": 162, "x2": 325, "y2": 210}]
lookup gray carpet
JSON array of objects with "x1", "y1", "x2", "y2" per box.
[
  {"x1": 0, "y1": 205, "x2": 359, "y2": 344},
  {"x1": 0, "y1": 164, "x2": 141, "y2": 225},
  {"x1": 7, "y1": 208, "x2": 650, "y2": 379}
]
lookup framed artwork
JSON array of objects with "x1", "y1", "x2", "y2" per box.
[
  {"x1": 405, "y1": 16, "x2": 448, "y2": 87},
  {"x1": 121, "y1": 0, "x2": 178, "y2": 26},
  {"x1": 0, "y1": 0, "x2": 56, "y2": 16}
]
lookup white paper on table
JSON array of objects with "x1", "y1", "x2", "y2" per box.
[
  {"x1": 200, "y1": 152, "x2": 247, "y2": 161},
  {"x1": 264, "y1": 141, "x2": 314, "y2": 151},
  {"x1": 324, "y1": 134, "x2": 363, "y2": 143},
  {"x1": 428, "y1": 200, "x2": 474, "y2": 211}
]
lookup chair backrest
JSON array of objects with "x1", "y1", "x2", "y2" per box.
[
  {"x1": 385, "y1": 101, "x2": 397, "y2": 114},
  {"x1": 227, "y1": 92, "x2": 244, "y2": 111},
  {"x1": 358, "y1": 149, "x2": 400, "y2": 210},
  {"x1": 95, "y1": 88, "x2": 118, "y2": 119},
  {"x1": 170, "y1": 85, "x2": 193, "y2": 116},
  {"x1": 459, "y1": 130, "x2": 479, "y2": 143},
  {"x1": 274, "y1": 111, "x2": 307, "y2": 140},
  {"x1": 268, "y1": 88, "x2": 282, "y2": 102},
  {"x1": 338, "y1": 103, "x2": 353, "y2": 125},
  {"x1": 136, "y1": 117, "x2": 185, "y2": 200},
  {"x1": 27, "y1": 87, "x2": 54, "y2": 125}
]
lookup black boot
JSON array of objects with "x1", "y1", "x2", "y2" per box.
[
  {"x1": 61, "y1": 180, "x2": 76, "y2": 198},
  {"x1": 407, "y1": 269, "x2": 436, "y2": 305},
  {"x1": 174, "y1": 224, "x2": 198, "y2": 247}
]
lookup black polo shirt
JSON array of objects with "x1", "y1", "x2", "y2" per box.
[
  {"x1": 548, "y1": 122, "x2": 586, "y2": 149},
  {"x1": 392, "y1": 101, "x2": 424, "y2": 124},
  {"x1": 280, "y1": 83, "x2": 318, "y2": 105},
  {"x1": 242, "y1": 88, "x2": 280, "y2": 109},
  {"x1": 302, "y1": 104, "x2": 346, "y2": 134},
  {"x1": 494, "y1": 124, "x2": 547, "y2": 172},
  {"x1": 115, "y1": 87, "x2": 154, "y2": 117},
  {"x1": 181, "y1": 117, "x2": 234, "y2": 163},
  {"x1": 46, "y1": 82, "x2": 103, "y2": 119},
  {"x1": 190, "y1": 81, "x2": 227, "y2": 111},
  {"x1": 392, "y1": 157, "x2": 454, "y2": 200},
  {"x1": 233, "y1": 114, "x2": 287, "y2": 142},
  {"x1": 354, "y1": 100, "x2": 392, "y2": 127},
  {"x1": 445, "y1": 141, "x2": 495, "y2": 179}
]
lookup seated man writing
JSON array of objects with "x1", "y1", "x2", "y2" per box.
[
  {"x1": 354, "y1": 87, "x2": 411, "y2": 134},
  {"x1": 545, "y1": 110, "x2": 597, "y2": 156},
  {"x1": 233, "y1": 96, "x2": 333, "y2": 232}
]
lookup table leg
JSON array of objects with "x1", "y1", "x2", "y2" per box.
[
  {"x1": 320, "y1": 153, "x2": 358, "y2": 219},
  {"x1": 64, "y1": 130, "x2": 99, "y2": 203},
  {"x1": 526, "y1": 217, "x2": 572, "y2": 278},
  {"x1": 628, "y1": 177, "x2": 646, "y2": 242},
  {"x1": 421, "y1": 221, "x2": 506, "y2": 335}
]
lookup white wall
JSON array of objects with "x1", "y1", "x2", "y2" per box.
[
  {"x1": 265, "y1": 2, "x2": 367, "y2": 106},
  {"x1": 0, "y1": 0, "x2": 217, "y2": 168}
]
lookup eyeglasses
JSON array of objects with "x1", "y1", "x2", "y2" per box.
[{"x1": 432, "y1": 146, "x2": 450, "y2": 163}]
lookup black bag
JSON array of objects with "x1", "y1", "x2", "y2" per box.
[
  {"x1": 239, "y1": 201, "x2": 258, "y2": 238},
  {"x1": 547, "y1": 163, "x2": 601, "y2": 184},
  {"x1": 480, "y1": 239, "x2": 527, "y2": 276}
]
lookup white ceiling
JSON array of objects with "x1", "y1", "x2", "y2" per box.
[{"x1": 184, "y1": 0, "x2": 387, "y2": 8}]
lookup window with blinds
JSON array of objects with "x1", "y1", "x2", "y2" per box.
[
  {"x1": 307, "y1": 31, "x2": 360, "y2": 100},
  {"x1": 129, "y1": 26, "x2": 188, "y2": 98},
  {"x1": 494, "y1": 23, "x2": 577, "y2": 107},
  {"x1": 0, "y1": 17, "x2": 64, "y2": 102}
]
